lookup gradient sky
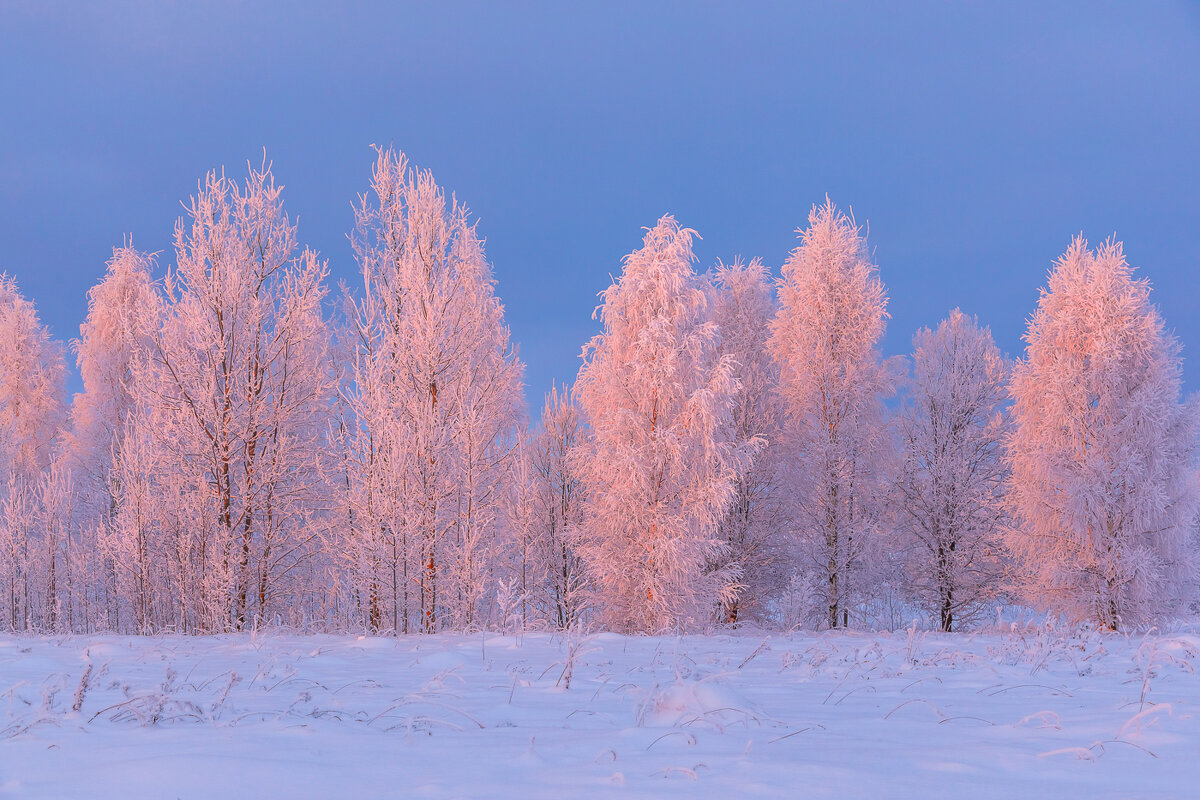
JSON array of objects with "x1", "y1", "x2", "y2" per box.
[{"x1": 3, "y1": 2, "x2": 1199, "y2": 403}]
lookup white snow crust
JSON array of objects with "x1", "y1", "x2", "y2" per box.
[{"x1": 2, "y1": 626, "x2": 1199, "y2": 798}]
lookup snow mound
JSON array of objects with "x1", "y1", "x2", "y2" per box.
[{"x1": 637, "y1": 678, "x2": 759, "y2": 729}]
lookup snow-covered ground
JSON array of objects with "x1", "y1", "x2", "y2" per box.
[{"x1": 2, "y1": 626, "x2": 1198, "y2": 798}]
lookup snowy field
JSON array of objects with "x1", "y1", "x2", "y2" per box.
[{"x1": 2, "y1": 627, "x2": 1199, "y2": 798}]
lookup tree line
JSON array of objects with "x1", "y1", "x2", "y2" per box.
[{"x1": 1, "y1": 150, "x2": 1196, "y2": 635}]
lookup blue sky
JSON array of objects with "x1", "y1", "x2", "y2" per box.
[{"x1": 3, "y1": 2, "x2": 1199, "y2": 402}]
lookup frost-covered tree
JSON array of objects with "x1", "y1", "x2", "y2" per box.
[
  {"x1": 897, "y1": 309, "x2": 1009, "y2": 631},
  {"x1": 1007, "y1": 237, "x2": 1200, "y2": 630},
  {"x1": 0, "y1": 275, "x2": 68, "y2": 630},
  {"x1": 769, "y1": 200, "x2": 893, "y2": 630},
  {"x1": 706, "y1": 258, "x2": 788, "y2": 624},
  {"x1": 343, "y1": 147, "x2": 523, "y2": 633},
  {"x1": 64, "y1": 245, "x2": 160, "y2": 629},
  {"x1": 32, "y1": 461, "x2": 79, "y2": 632},
  {"x1": 506, "y1": 383, "x2": 588, "y2": 630},
  {"x1": 0, "y1": 474, "x2": 37, "y2": 630},
  {"x1": 531, "y1": 384, "x2": 588, "y2": 629},
  {"x1": 103, "y1": 410, "x2": 160, "y2": 632},
  {"x1": 503, "y1": 432, "x2": 540, "y2": 629},
  {"x1": 114, "y1": 162, "x2": 334, "y2": 632},
  {"x1": 576, "y1": 216, "x2": 750, "y2": 634}
]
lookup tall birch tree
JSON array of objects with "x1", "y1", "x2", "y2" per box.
[
  {"x1": 344, "y1": 147, "x2": 523, "y2": 633},
  {"x1": 576, "y1": 216, "x2": 750, "y2": 633},
  {"x1": 707, "y1": 258, "x2": 788, "y2": 623},
  {"x1": 769, "y1": 200, "x2": 892, "y2": 630},
  {"x1": 897, "y1": 309, "x2": 1009, "y2": 631},
  {"x1": 1007, "y1": 237, "x2": 1199, "y2": 630},
  {"x1": 116, "y1": 162, "x2": 333, "y2": 631}
]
